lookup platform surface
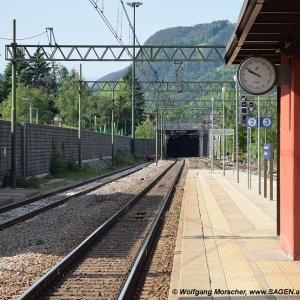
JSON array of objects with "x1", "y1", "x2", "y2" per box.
[{"x1": 169, "y1": 169, "x2": 300, "y2": 299}]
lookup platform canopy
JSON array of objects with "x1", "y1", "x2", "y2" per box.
[{"x1": 225, "y1": 0, "x2": 300, "y2": 65}]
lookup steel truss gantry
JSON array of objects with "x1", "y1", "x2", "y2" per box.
[
  {"x1": 84, "y1": 80, "x2": 236, "y2": 92},
  {"x1": 6, "y1": 44, "x2": 226, "y2": 62}
]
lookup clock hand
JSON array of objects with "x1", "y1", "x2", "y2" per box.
[{"x1": 245, "y1": 67, "x2": 261, "y2": 78}]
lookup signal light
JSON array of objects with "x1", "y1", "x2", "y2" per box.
[
  {"x1": 240, "y1": 96, "x2": 248, "y2": 115},
  {"x1": 248, "y1": 101, "x2": 255, "y2": 112},
  {"x1": 240, "y1": 95, "x2": 248, "y2": 126},
  {"x1": 241, "y1": 107, "x2": 247, "y2": 114}
]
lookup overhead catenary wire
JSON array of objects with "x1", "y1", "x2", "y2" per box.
[
  {"x1": 88, "y1": 0, "x2": 169, "y2": 109},
  {"x1": 119, "y1": 0, "x2": 159, "y2": 80},
  {"x1": 119, "y1": 0, "x2": 170, "y2": 108},
  {"x1": 120, "y1": 7, "x2": 123, "y2": 40},
  {"x1": 88, "y1": 0, "x2": 132, "y2": 58},
  {"x1": 116, "y1": 0, "x2": 120, "y2": 38},
  {"x1": 0, "y1": 31, "x2": 47, "y2": 41}
]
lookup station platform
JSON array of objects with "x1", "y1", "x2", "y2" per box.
[{"x1": 169, "y1": 169, "x2": 300, "y2": 299}]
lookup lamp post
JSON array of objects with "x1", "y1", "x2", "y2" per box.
[
  {"x1": 127, "y1": 1, "x2": 143, "y2": 157},
  {"x1": 258, "y1": 95, "x2": 261, "y2": 194},
  {"x1": 155, "y1": 109, "x2": 158, "y2": 165},
  {"x1": 78, "y1": 64, "x2": 83, "y2": 168},
  {"x1": 11, "y1": 19, "x2": 17, "y2": 188},
  {"x1": 222, "y1": 86, "x2": 226, "y2": 176},
  {"x1": 32, "y1": 107, "x2": 38, "y2": 124},
  {"x1": 111, "y1": 88, "x2": 115, "y2": 166},
  {"x1": 233, "y1": 73, "x2": 239, "y2": 183},
  {"x1": 21, "y1": 98, "x2": 32, "y2": 123},
  {"x1": 211, "y1": 96, "x2": 215, "y2": 174}
]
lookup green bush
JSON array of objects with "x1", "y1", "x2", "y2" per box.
[
  {"x1": 65, "y1": 160, "x2": 79, "y2": 172},
  {"x1": 115, "y1": 150, "x2": 134, "y2": 165},
  {"x1": 16, "y1": 176, "x2": 39, "y2": 188},
  {"x1": 50, "y1": 143, "x2": 65, "y2": 174}
]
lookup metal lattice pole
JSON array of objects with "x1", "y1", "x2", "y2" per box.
[
  {"x1": 222, "y1": 86, "x2": 226, "y2": 176},
  {"x1": 78, "y1": 64, "x2": 82, "y2": 168},
  {"x1": 11, "y1": 19, "x2": 17, "y2": 188}
]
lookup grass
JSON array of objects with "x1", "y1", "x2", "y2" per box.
[
  {"x1": 38, "y1": 167, "x2": 111, "y2": 191},
  {"x1": 38, "y1": 179, "x2": 69, "y2": 191},
  {"x1": 174, "y1": 203, "x2": 182, "y2": 220},
  {"x1": 38, "y1": 154, "x2": 146, "y2": 192},
  {"x1": 15, "y1": 151, "x2": 146, "y2": 192},
  {"x1": 47, "y1": 168, "x2": 106, "y2": 180},
  {"x1": 35, "y1": 237, "x2": 45, "y2": 245}
]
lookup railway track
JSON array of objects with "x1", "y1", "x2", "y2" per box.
[
  {"x1": 0, "y1": 162, "x2": 150, "y2": 231},
  {"x1": 17, "y1": 159, "x2": 184, "y2": 299}
]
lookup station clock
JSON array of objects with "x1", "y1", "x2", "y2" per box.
[{"x1": 237, "y1": 56, "x2": 277, "y2": 95}]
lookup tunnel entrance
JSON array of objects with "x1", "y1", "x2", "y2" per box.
[{"x1": 166, "y1": 130, "x2": 200, "y2": 158}]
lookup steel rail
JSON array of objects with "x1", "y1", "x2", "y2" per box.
[
  {"x1": 118, "y1": 159, "x2": 185, "y2": 299},
  {"x1": 0, "y1": 162, "x2": 150, "y2": 231},
  {"x1": 0, "y1": 162, "x2": 148, "y2": 215},
  {"x1": 17, "y1": 160, "x2": 178, "y2": 299}
]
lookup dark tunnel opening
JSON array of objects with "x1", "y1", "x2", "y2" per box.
[{"x1": 166, "y1": 130, "x2": 200, "y2": 158}]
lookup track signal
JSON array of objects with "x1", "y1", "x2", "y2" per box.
[
  {"x1": 248, "y1": 100, "x2": 255, "y2": 112},
  {"x1": 240, "y1": 95, "x2": 248, "y2": 126}
]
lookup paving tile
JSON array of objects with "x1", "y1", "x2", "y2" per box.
[{"x1": 168, "y1": 168, "x2": 300, "y2": 300}]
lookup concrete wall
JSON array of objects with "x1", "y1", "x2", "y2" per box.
[{"x1": 0, "y1": 120, "x2": 155, "y2": 179}]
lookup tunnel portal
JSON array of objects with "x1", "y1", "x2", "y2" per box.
[{"x1": 166, "y1": 130, "x2": 208, "y2": 158}]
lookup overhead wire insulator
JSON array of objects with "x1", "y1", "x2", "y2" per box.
[
  {"x1": 46, "y1": 27, "x2": 57, "y2": 46},
  {"x1": 173, "y1": 60, "x2": 184, "y2": 93}
]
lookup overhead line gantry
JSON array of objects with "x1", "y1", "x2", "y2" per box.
[{"x1": 5, "y1": 44, "x2": 226, "y2": 62}]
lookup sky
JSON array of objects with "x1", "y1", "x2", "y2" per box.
[{"x1": 0, "y1": 0, "x2": 244, "y2": 80}]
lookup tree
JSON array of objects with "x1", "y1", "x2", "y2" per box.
[
  {"x1": 85, "y1": 68, "x2": 146, "y2": 134},
  {"x1": 122, "y1": 67, "x2": 145, "y2": 128},
  {"x1": 29, "y1": 49, "x2": 57, "y2": 94},
  {"x1": 54, "y1": 68, "x2": 80, "y2": 127},
  {"x1": 136, "y1": 117, "x2": 156, "y2": 138},
  {"x1": 0, "y1": 64, "x2": 12, "y2": 103},
  {"x1": 0, "y1": 84, "x2": 55, "y2": 124}
]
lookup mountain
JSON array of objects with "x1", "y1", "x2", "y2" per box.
[
  {"x1": 0, "y1": 73, "x2": 3, "y2": 80},
  {"x1": 97, "y1": 20, "x2": 238, "y2": 105},
  {"x1": 98, "y1": 20, "x2": 236, "y2": 83}
]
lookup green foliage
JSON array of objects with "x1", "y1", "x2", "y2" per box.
[
  {"x1": 0, "y1": 84, "x2": 55, "y2": 124},
  {"x1": 0, "y1": 65, "x2": 12, "y2": 104},
  {"x1": 65, "y1": 160, "x2": 79, "y2": 172},
  {"x1": 55, "y1": 68, "x2": 81, "y2": 127},
  {"x1": 89, "y1": 67, "x2": 145, "y2": 135},
  {"x1": 174, "y1": 203, "x2": 181, "y2": 220},
  {"x1": 50, "y1": 142, "x2": 65, "y2": 175},
  {"x1": 16, "y1": 176, "x2": 39, "y2": 188},
  {"x1": 35, "y1": 237, "x2": 45, "y2": 245},
  {"x1": 222, "y1": 94, "x2": 277, "y2": 163},
  {"x1": 115, "y1": 150, "x2": 134, "y2": 165},
  {"x1": 136, "y1": 117, "x2": 155, "y2": 138},
  {"x1": 49, "y1": 141, "x2": 81, "y2": 175},
  {"x1": 165, "y1": 107, "x2": 186, "y2": 121}
]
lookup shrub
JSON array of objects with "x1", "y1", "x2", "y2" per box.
[
  {"x1": 115, "y1": 150, "x2": 134, "y2": 165},
  {"x1": 50, "y1": 143, "x2": 65, "y2": 174},
  {"x1": 16, "y1": 176, "x2": 39, "y2": 188},
  {"x1": 65, "y1": 160, "x2": 79, "y2": 172}
]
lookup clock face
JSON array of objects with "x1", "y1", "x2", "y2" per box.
[{"x1": 237, "y1": 57, "x2": 277, "y2": 95}]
